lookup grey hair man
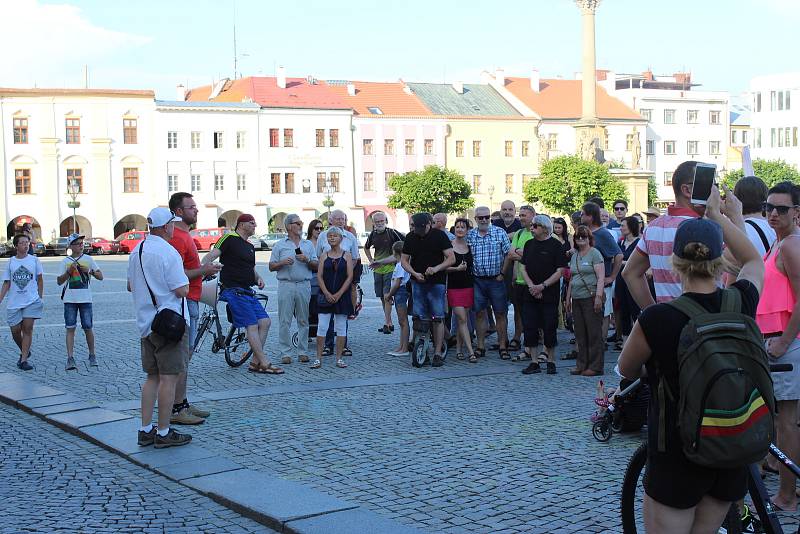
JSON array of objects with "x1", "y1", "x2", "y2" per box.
[
  {"x1": 433, "y1": 213, "x2": 455, "y2": 240},
  {"x1": 365, "y1": 211, "x2": 404, "y2": 334},
  {"x1": 269, "y1": 213, "x2": 318, "y2": 364},
  {"x1": 494, "y1": 200, "x2": 523, "y2": 236}
]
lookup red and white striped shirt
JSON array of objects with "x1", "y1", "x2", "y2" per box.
[{"x1": 635, "y1": 205, "x2": 699, "y2": 303}]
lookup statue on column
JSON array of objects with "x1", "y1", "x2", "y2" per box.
[{"x1": 630, "y1": 126, "x2": 641, "y2": 169}]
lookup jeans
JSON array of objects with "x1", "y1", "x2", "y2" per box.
[
  {"x1": 411, "y1": 282, "x2": 446, "y2": 319},
  {"x1": 473, "y1": 278, "x2": 508, "y2": 313},
  {"x1": 64, "y1": 302, "x2": 93, "y2": 330}
]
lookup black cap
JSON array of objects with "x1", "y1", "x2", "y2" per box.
[
  {"x1": 673, "y1": 218, "x2": 723, "y2": 260},
  {"x1": 411, "y1": 213, "x2": 432, "y2": 228}
]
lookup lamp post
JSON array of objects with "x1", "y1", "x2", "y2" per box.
[
  {"x1": 302, "y1": 178, "x2": 311, "y2": 194},
  {"x1": 66, "y1": 179, "x2": 81, "y2": 234},
  {"x1": 322, "y1": 177, "x2": 334, "y2": 221},
  {"x1": 487, "y1": 184, "x2": 495, "y2": 212}
]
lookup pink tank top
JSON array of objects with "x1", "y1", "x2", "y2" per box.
[{"x1": 756, "y1": 235, "x2": 800, "y2": 337}]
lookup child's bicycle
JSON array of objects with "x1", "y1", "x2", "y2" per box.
[{"x1": 591, "y1": 378, "x2": 649, "y2": 442}]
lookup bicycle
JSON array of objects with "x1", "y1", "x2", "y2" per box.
[
  {"x1": 620, "y1": 363, "x2": 797, "y2": 534},
  {"x1": 193, "y1": 276, "x2": 269, "y2": 367}
]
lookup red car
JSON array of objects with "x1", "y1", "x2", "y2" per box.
[
  {"x1": 88, "y1": 237, "x2": 121, "y2": 255},
  {"x1": 115, "y1": 231, "x2": 149, "y2": 254},
  {"x1": 190, "y1": 227, "x2": 226, "y2": 251}
]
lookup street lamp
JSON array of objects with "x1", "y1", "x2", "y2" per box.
[
  {"x1": 322, "y1": 177, "x2": 335, "y2": 221},
  {"x1": 66, "y1": 179, "x2": 81, "y2": 234},
  {"x1": 487, "y1": 184, "x2": 495, "y2": 212},
  {"x1": 302, "y1": 178, "x2": 311, "y2": 194}
]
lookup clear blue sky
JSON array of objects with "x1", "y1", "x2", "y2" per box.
[{"x1": 2, "y1": 0, "x2": 797, "y2": 100}]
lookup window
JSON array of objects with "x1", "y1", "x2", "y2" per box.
[
  {"x1": 786, "y1": 127, "x2": 791, "y2": 147},
  {"x1": 384, "y1": 139, "x2": 394, "y2": 155},
  {"x1": 316, "y1": 129, "x2": 325, "y2": 147},
  {"x1": 302, "y1": 179, "x2": 311, "y2": 193},
  {"x1": 214, "y1": 174, "x2": 224, "y2": 191},
  {"x1": 755, "y1": 92, "x2": 762, "y2": 112},
  {"x1": 168, "y1": 174, "x2": 178, "y2": 192},
  {"x1": 547, "y1": 133, "x2": 557, "y2": 150},
  {"x1": 404, "y1": 139, "x2": 414, "y2": 155},
  {"x1": 384, "y1": 172, "x2": 395, "y2": 190},
  {"x1": 237, "y1": 174, "x2": 246, "y2": 191},
  {"x1": 521, "y1": 140, "x2": 529, "y2": 157},
  {"x1": 626, "y1": 134, "x2": 635, "y2": 151},
  {"x1": 640, "y1": 108, "x2": 652, "y2": 121},
  {"x1": 363, "y1": 139, "x2": 373, "y2": 155},
  {"x1": 284, "y1": 172, "x2": 295, "y2": 194},
  {"x1": 709, "y1": 111, "x2": 721, "y2": 125},
  {"x1": 191, "y1": 174, "x2": 201, "y2": 192},
  {"x1": 664, "y1": 109, "x2": 676, "y2": 124},
  {"x1": 123, "y1": 119, "x2": 137, "y2": 144},
  {"x1": 66, "y1": 168, "x2": 83, "y2": 193},
  {"x1": 167, "y1": 131, "x2": 177, "y2": 149},
  {"x1": 271, "y1": 172, "x2": 281, "y2": 193},
  {"x1": 236, "y1": 131, "x2": 246, "y2": 149},
  {"x1": 731, "y1": 130, "x2": 738, "y2": 144},
  {"x1": 794, "y1": 127, "x2": 799, "y2": 147},
  {"x1": 664, "y1": 140, "x2": 676, "y2": 155},
  {"x1": 505, "y1": 174, "x2": 514, "y2": 194},
  {"x1": 646, "y1": 140, "x2": 655, "y2": 155},
  {"x1": 505, "y1": 140, "x2": 513, "y2": 157},
  {"x1": 284, "y1": 129, "x2": 293, "y2": 147},
  {"x1": 742, "y1": 130, "x2": 749, "y2": 145},
  {"x1": 269, "y1": 128, "x2": 279, "y2": 148},
  {"x1": 367, "y1": 107, "x2": 383, "y2": 115},
  {"x1": 779, "y1": 91, "x2": 784, "y2": 111},
  {"x1": 330, "y1": 129, "x2": 339, "y2": 147},
  {"x1": 604, "y1": 134, "x2": 609, "y2": 150},
  {"x1": 424, "y1": 139, "x2": 433, "y2": 155},
  {"x1": 316, "y1": 172, "x2": 326, "y2": 192},
  {"x1": 455, "y1": 140, "x2": 464, "y2": 157},
  {"x1": 15, "y1": 169, "x2": 31, "y2": 194},
  {"x1": 687, "y1": 110, "x2": 699, "y2": 124},
  {"x1": 787, "y1": 91, "x2": 792, "y2": 111},
  {"x1": 13, "y1": 118, "x2": 28, "y2": 144},
  {"x1": 756, "y1": 128, "x2": 762, "y2": 148},
  {"x1": 522, "y1": 174, "x2": 534, "y2": 189},
  {"x1": 687, "y1": 141, "x2": 699, "y2": 155},
  {"x1": 664, "y1": 171, "x2": 673, "y2": 185},
  {"x1": 472, "y1": 140, "x2": 481, "y2": 157},
  {"x1": 709, "y1": 141, "x2": 720, "y2": 155},
  {"x1": 771, "y1": 91, "x2": 777, "y2": 111},
  {"x1": 330, "y1": 172, "x2": 340, "y2": 192},
  {"x1": 771, "y1": 128, "x2": 777, "y2": 148},
  {"x1": 778, "y1": 128, "x2": 784, "y2": 148},
  {"x1": 363, "y1": 172, "x2": 374, "y2": 191},
  {"x1": 214, "y1": 131, "x2": 224, "y2": 149},
  {"x1": 472, "y1": 175, "x2": 481, "y2": 193},
  {"x1": 123, "y1": 168, "x2": 139, "y2": 193},
  {"x1": 191, "y1": 131, "x2": 201, "y2": 149},
  {"x1": 66, "y1": 118, "x2": 80, "y2": 144}
]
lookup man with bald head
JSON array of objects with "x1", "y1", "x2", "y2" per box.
[
  {"x1": 433, "y1": 213, "x2": 455, "y2": 240},
  {"x1": 493, "y1": 200, "x2": 523, "y2": 236}
]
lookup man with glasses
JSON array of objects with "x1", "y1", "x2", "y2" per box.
[
  {"x1": 609, "y1": 200, "x2": 627, "y2": 229},
  {"x1": 269, "y1": 214, "x2": 318, "y2": 365},
  {"x1": 365, "y1": 211, "x2": 404, "y2": 334}
]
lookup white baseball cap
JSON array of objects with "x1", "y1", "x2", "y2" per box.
[{"x1": 147, "y1": 207, "x2": 180, "y2": 228}]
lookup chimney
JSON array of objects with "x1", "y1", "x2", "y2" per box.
[
  {"x1": 347, "y1": 83, "x2": 356, "y2": 96},
  {"x1": 277, "y1": 66, "x2": 286, "y2": 89},
  {"x1": 495, "y1": 68, "x2": 505, "y2": 86},
  {"x1": 452, "y1": 81, "x2": 464, "y2": 94},
  {"x1": 530, "y1": 69, "x2": 540, "y2": 92},
  {"x1": 176, "y1": 84, "x2": 186, "y2": 101},
  {"x1": 402, "y1": 85, "x2": 412, "y2": 95},
  {"x1": 83, "y1": 65, "x2": 89, "y2": 89}
]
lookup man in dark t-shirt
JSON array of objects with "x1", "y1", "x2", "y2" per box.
[
  {"x1": 493, "y1": 200, "x2": 523, "y2": 236},
  {"x1": 364, "y1": 211, "x2": 404, "y2": 334},
  {"x1": 401, "y1": 213, "x2": 455, "y2": 367}
]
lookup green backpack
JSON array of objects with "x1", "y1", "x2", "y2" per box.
[{"x1": 657, "y1": 288, "x2": 775, "y2": 469}]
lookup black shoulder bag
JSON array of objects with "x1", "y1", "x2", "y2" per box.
[{"x1": 139, "y1": 242, "x2": 185, "y2": 342}]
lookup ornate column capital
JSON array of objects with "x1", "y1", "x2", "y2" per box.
[{"x1": 575, "y1": 0, "x2": 600, "y2": 14}]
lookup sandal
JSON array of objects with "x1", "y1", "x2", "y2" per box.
[
  {"x1": 512, "y1": 351, "x2": 529, "y2": 362},
  {"x1": 499, "y1": 349, "x2": 511, "y2": 360},
  {"x1": 468, "y1": 354, "x2": 478, "y2": 363},
  {"x1": 456, "y1": 352, "x2": 465, "y2": 360},
  {"x1": 336, "y1": 358, "x2": 347, "y2": 368},
  {"x1": 342, "y1": 347, "x2": 353, "y2": 356},
  {"x1": 508, "y1": 339, "x2": 521, "y2": 351},
  {"x1": 475, "y1": 348, "x2": 486, "y2": 358},
  {"x1": 310, "y1": 359, "x2": 321, "y2": 369},
  {"x1": 322, "y1": 347, "x2": 333, "y2": 356},
  {"x1": 248, "y1": 362, "x2": 285, "y2": 375},
  {"x1": 537, "y1": 352, "x2": 549, "y2": 364}
]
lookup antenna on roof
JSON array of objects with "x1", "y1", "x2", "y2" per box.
[{"x1": 232, "y1": 0, "x2": 238, "y2": 79}]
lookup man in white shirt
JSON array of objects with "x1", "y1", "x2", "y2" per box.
[
  {"x1": 735, "y1": 175, "x2": 777, "y2": 256},
  {"x1": 127, "y1": 207, "x2": 192, "y2": 449}
]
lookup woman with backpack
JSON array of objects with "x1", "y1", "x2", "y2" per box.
[{"x1": 618, "y1": 185, "x2": 765, "y2": 533}]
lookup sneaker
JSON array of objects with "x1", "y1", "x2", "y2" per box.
[
  {"x1": 88, "y1": 354, "x2": 98, "y2": 367},
  {"x1": 388, "y1": 350, "x2": 410, "y2": 357},
  {"x1": 546, "y1": 362, "x2": 557, "y2": 375},
  {"x1": 432, "y1": 354, "x2": 444, "y2": 367},
  {"x1": 522, "y1": 362, "x2": 541, "y2": 375},
  {"x1": 280, "y1": 356, "x2": 292, "y2": 364},
  {"x1": 65, "y1": 356, "x2": 77, "y2": 371},
  {"x1": 170, "y1": 407, "x2": 205, "y2": 425},
  {"x1": 154, "y1": 428, "x2": 192, "y2": 449},
  {"x1": 137, "y1": 427, "x2": 156, "y2": 446},
  {"x1": 187, "y1": 404, "x2": 210, "y2": 418},
  {"x1": 18, "y1": 360, "x2": 33, "y2": 371}
]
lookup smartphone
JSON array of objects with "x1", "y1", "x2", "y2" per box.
[
  {"x1": 294, "y1": 247, "x2": 302, "y2": 255},
  {"x1": 690, "y1": 163, "x2": 717, "y2": 205}
]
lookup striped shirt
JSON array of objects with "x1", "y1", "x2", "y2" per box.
[
  {"x1": 467, "y1": 225, "x2": 511, "y2": 277},
  {"x1": 635, "y1": 205, "x2": 698, "y2": 303}
]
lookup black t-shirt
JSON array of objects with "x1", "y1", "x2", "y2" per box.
[
  {"x1": 521, "y1": 237, "x2": 567, "y2": 303},
  {"x1": 401, "y1": 228, "x2": 452, "y2": 285},
  {"x1": 639, "y1": 280, "x2": 759, "y2": 456},
  {"x1": 447, "y1": 249, "x2": 474, "y2": 290},
  {"x1": 216, "y1": 233, "x2": 257, "y2": 289},
  {"x1": 493, "y1": 218, "x2": 522, "y2": 234}
]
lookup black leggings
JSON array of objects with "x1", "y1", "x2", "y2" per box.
[
  {"x1": 522, "y1": 299, "x2": 558, "y2": 348},
  {"x1": 614, "y1": 278, "x2": 640, "y2": 337}
]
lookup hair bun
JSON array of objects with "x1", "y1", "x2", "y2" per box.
[{"x1": 682, "y1": 242, "x2": 711, "y2": 261}]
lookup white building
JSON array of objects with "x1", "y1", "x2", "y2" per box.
[
  {"x1": 611, "y1": 71, "x2": 729, "y2": 203},
  {"x1": 0, "y1": 88, "x2": 156, "y2": 240},
  {"x1": 749, "y1": 73, "x2": 800, "y2": 169}
]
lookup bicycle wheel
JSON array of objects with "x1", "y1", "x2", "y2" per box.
[
  {"x1": 192, "y1": 313, "x2": 212, "y2": 352},
  {"x1": 621, "y1": 442, "x2": 647, "y2": 534},
  {"x1": 411, "y1": 338, "x2": 427, "y2": 368},
  {"x1": 224, "y1": 326, "x2": 253, "y2": 367}
]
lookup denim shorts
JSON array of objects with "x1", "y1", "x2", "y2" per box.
[
  {"x1": 411, "y1": 282, "x2": 446, "y2": 320},
  {"x1": 64, "y1": 302, "x2": 93, "y2": 330},
  {"x1": 393, "y1": 284, "x2": 409, "y2": 310},
  {"x1": 473, "y1": 278, "x2": 508, "y2": 313},
  {"x1": 7, "y1": 299, "x2": 43, "y2": 327},
  {"x1": 220, "y1": 288, "x2": 269, "y2": 328}
]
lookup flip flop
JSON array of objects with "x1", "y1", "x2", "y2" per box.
[
  {"x1": 248, "y1": 362, "x2": 285, "y2": 375},
  {"x1": 508, "y1": 339, "x2": 521, "y2": 351}
]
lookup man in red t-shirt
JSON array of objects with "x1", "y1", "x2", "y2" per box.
[{"x1": 168, "y1": 192, "x2": 221, "y2": 425}]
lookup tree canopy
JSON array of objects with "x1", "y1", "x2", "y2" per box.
[
  {"x1": 387, "y1": 165, "x2": 475, "y2": 214},
  {"x1": 723, "y1": 159, "x2": 800, "y2": 190}
]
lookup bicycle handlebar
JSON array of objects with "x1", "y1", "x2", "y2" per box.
[{"x1": 769, "y1": 363, "x2": 792, "y2": 373}]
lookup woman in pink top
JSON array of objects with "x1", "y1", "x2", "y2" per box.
[{"x1": 756, "y1": 181, "x2": 800, "y2": 511}]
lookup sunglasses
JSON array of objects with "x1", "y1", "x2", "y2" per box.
[
  {"x1": 575, "y1": 236, "x2": 588, "y2": 240},
  {"x1": 614, "y1": 206, "x2": 626, "y2": 211},
  {"x1": 531, "y1": 223, "x2": 541, "y2": 229},
  {"x1": 475, "y1": 215, "x2": 490, "y2": 221},
  {"x1": 314, "y1": 226, "x2": 323, "y2": 231},
  {"x1": 764, "y1": 202, "x2": 797, "y2": 215}
]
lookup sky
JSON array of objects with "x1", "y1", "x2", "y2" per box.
[{"x1": 1, "y1": 0, "x2": 798, "y2": 101}]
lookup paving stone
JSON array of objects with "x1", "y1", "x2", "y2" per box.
[
  {"x1": 155, "y1": 456, "x2": 243, "y2": 481},
  {"x1": 48, "y1": 407, "x2": 132, "y2": 428},
  {"x1": 0, "y1": 380, "x2": 64, "y2": 403},
  {"x1": 33, "y1": 400, "x2": 98, "y2": 415},
  {"x1": 19, "y1": 393, "x2": 80, "y2": 409}
]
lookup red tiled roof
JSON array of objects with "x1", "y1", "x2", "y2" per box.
[
  {"x1": 325, "y1": 81, "x2": 432, "y2": 117},
  {"x1": 0, "y1": 88, "x2": 154, "y2": 98},
  {"x1": 503, "y1": 77, "x2": 641, "y2": 121},
  {"x1": 186, "y1": 77, "x2": 350, "y2": 110}
]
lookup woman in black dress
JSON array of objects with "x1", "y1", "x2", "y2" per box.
[
  {"x1": 312, "y1": 227, "x2": 353, "y2": 369},
  {"x1": 614, "y1": 216, "x2": 641, "y2": 349}
]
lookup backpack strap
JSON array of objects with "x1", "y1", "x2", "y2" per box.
[
  {"x1": 656, "y1": 376, "x2": 675, "y2": 453},
  {"x1": 666, "y1": 294, "x2": 708, "y2": 318},
  {"x1": 720, "y1": 287, "x2": 742, "y2": 313},
  {"x1": 745, "y1": 219, "x2": 770, "y2": 251}
]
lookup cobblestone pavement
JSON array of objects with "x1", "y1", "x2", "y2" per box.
[
  {"x1": 4, "y1": 255, "x2": 800, "y2": 533},
  {"x1": 0, "y1": 402, "x2": 274, "y2": 534}
]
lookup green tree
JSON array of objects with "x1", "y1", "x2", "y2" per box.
[
  {"x1": 523, "y1": 155, "x2": 628, "y2": 215},
  {"x1": 648, "y1": 176, "x2": 658, "y2": 206},
  {"x1": 387, "y1": 165, "x2": 475, "y2": 214},
  {"x1": 722, "y1": 159, "x2": 800, "y2": 190}
]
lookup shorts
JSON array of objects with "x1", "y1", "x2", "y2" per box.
[
  {"x1": 411, "y1": 281, "x2": 446, "y2": 320},
  {"x1": 141, "y1": 331, "x2": 190, "y2": 375},
  {"x1": 604, "y1": 285, "x2": 614, "y2": 317},
  {"x1": 447, "y1": 287, "x2": 474, "y2": 308},
  {"x1": 7, "y1": 299, "x2": 43, "y2": 327},
  {"x1": 393, "y1": 284, "x2": 409, "y2": 310},
  {"x1": 769, "y1": 337, "x2": 800, "y2": 401},
  {"x1": 187, "y1": 299, "x2": 199, "y2": 358},
  {"x1": 64, "y1": 302, "x2": 93, "y2": 330},
  {"x1": 220, "y1": 288, "x2": 269, "y2": 328},
  {"x1": 474, "y1": 278, "x2": 508, "y2": 313},
  {"x1": 373, "y1": 271, "x2": 393, "y2": 298}
]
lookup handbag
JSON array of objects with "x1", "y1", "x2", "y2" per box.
[{"x1": 139, "y1": 242, "x2": 185, "y2": 342}]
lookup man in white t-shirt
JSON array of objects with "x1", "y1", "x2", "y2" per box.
[
  {"x1": 56, "y1": 233, "x2": 103, "y2": 371},
  {"x1": 735, "y1": 175, "x2": 777, "y2": 256},
  {"x1": 0, "y1": 233, "x2": 44, "y2": 371},
  {"x1": 127, "y1": 207, "x2": 192, "y2": 449}
]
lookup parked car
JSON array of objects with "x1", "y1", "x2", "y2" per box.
[
  {"x1": 46, "y1": 237, "x2": 91, "y2": 256},
  {"x1": 248, "y1": 235, "x2": 264, "y2": 250},
  {"x1": 2, "y1": 239, "x2": 47, "y2": 257},
  {"x1": 115, "y1": 231, "x2": 148, "y2": 254},
  {"x1": 258, "y1": 233, "x2": 286, "y2": 251},
  {"x1": 358, "y1": 232, "x2": 371, "y2": 248},
  {"x1": 190, "y1": 227, "x2": 226, "y2": 251},
  {"x1": 87, "y1": 237, "x2": 121, "y2": 255}
]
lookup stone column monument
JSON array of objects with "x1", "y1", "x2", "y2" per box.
[{"x1": 573, "y1": 0, "x2": 607, "y2": 162}]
